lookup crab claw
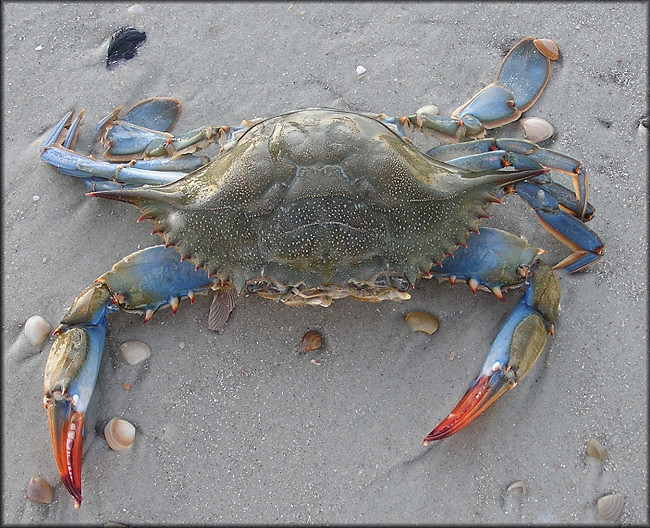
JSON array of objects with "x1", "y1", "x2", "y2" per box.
[
  {"x1": 43, "y1": 283, "x2": 110, "y2": 508},
  {"x1": 423, "y1": 359, "x2": 515, "y2": 443},
  {"x1": 423, "y1": 261, "x2": 559, "y2": 444},
  {"x1": 46, "y1": 396, "x2": 85, "y2": 508}
]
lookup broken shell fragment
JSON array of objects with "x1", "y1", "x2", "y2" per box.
[
  {"x1": 586, "y1": 438, "x2": 606, "y2": 460},
  {"x1": 356, "y1": 65, "x2": 367, "y2": 76},
  {"x1": 300, "y1": 330, "x2": 323, "y2": 352},
  {"x1": 104, "y1": 417, "x2": 136, "y2": 451},
  {"x1": 24, "y1": 315, "x2": 51, "y2": 346},
  {"x1": 405, "y1": 311, "x2": 439, "y2": 335},
  {"x1": 596, "y1": 493, "x2": 624, "y2": 522},
  {"x1": 120, "y1": 340, "x2": 151, "y2": 365},
  {"x1": 519, "y1": 117, "x2": 554, "y2": 143},
  {"x1": 27, "y1": 476, "x2": 53, "y2": 504},
  {"x1": 506, "y1": 480, "x2": 527, "y2": 494}
]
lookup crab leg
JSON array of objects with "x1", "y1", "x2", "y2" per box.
[
  {"x1": 425, "y1": 229, "x2": 560, "y2": 443},
  {"x1": 41, "y1": 110, "x2": 206, "y2": 188},
  {"x1": 43, "y1": 245, "x2": 216, "y2": 508},
  {"x1": 40, "y1": 98, "x2": 251, "y2": 191},
  {"x1": 423, "y1": 140, "x2": 604, "y2": 272},
  {"x1": 400, "y1": 37, "x2": 559, "y2": 141},
  {"x1": 426, "y1": 138, "x2": 591, "y2": 220},
  {"x1": 428, "y1": 227, "x2": 543, "y2": 299},
  {"x1": 514, "y1": 182, "x2": 604, "y2": 272},
  {"x1": 43, "y1": 283, "x2": 110, "y2": 508}
]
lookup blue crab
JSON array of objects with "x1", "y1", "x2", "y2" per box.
[{"x1": 40, "y1": 37, "x2": 603, "y2": 508}]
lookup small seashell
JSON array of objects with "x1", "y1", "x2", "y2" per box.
[
  {"x1": 127, "y1": 3, "x2": 145, "y2": 15},
  {"x1": 122, "y1": 382, "x2": 131, "y2": 391},
  {"x1": 104, "y1": 417, "x2": 136, "y2": 451},
  {"x1": 356, "y1": 65, "x2": 367, "y2": 76},
  {"x1": 586, "y1": 438, "x2": 606, "y2": 460},
  {"x1": 519, "y1": 117, "x2": 554, "y2": 143},
  {"x1": 24, "y1": 315, "x2": 51, "y2": 346},
  {"x1": 596, "y1": 493, "x2": 624, "y2": 522},
  {"x1": 120, "y1": 340, "x2": 151, "y2": 365},
  {"x1": 415, "y1": 105, "x2": 439, "y2": 127},
  {"x1": 507, "y1": 480, "x2": 527, "y2": 494},
  {"x1": 106, "y1": 26, "x2": 146, "y2": 70},
  {"x1": 300, "y1": 330, "x2": 323, "y2": 352},
  {"x1": 405, "y1": 311, "x2": 439, "y2": 335},
  {"x1": 27, "y1": 476, "x2": 53, "y2": 504},
  {"x1": 534, "y1": 38, "x2": 560, "y2": 61},
  {"x1": 416, "y1": 104, "x2": 439, "y2": 117}
]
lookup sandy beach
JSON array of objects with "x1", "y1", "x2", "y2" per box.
[{"x1": 2, "y1": 2, "x2": 647, "y2": 524}]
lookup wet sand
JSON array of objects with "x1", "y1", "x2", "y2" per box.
[{"x1": 2, "y1": 2, "x2": 647, "y2": 524}]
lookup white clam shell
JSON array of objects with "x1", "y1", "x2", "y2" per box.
[
  {"x1": 127, "y1": 3, "x2": 145, "y2": 15},
  {"x1": 506, "y1": 480, "x2": 527, "y2": 494},
  {"x1": 596, "y1": 493, "x2": 624, "y2": 522},
  {"x1": 356, "y1": 65, "x2": 366, "y2": 75},
  {"x1": 26, "y1": 476, "x2": 53, "y2": 504},
  {"x1": 416, "y1": 104, "x2": 439, "y2": 116},
  {"x1": 104, "y1": 417, "x2": 136, "y2": 451},
  {"x1": 24, "y1": 315, "x2": 51, "y2": 346},
  {"x1": 519, "y1": 117, "x2": 554, "y2": 143},
  {"x1": 120, "y1": 340, "x2": 151, "y2": 365},
  {"x1": 586, "y1": 438, "x2": 606, "y2": 460},
  {"x1": 405, "y1": 311, "x2": 439, "y2": 335}
]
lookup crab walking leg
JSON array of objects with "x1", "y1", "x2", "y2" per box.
[
  {"x1": 40, "y1": 109, "x2": 207, "y2": 187},
  {"x1": 43, "y1": 245, "x2": 215, "y2": 508},
  {"x1": 40, "y1": 97, "x2": 251, "y2": 191},
  {"x1": 424, "y1": 257, "x2": 559, "y2": 443},
  {"x1": 423, "y1": 141, "x2": 604, "y2": 271},
  {"x1": 514, "y1": 182, "x2": 604, "y2": 272},
  {"x1": 395, "y1": 37, "x2": 559, "y2": 141},
  {"x1": 428, "y1": 227, "x2": 544, "y2": 299},
  {"x1": 426, "y1": 138, "x2": 592, "y2": 221}
]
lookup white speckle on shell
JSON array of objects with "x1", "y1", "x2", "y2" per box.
[
  {"x1": 127, "y1": 3, "x2": 145, "y2": 15},
  {"x1": 119, "y1": 340, "x2": 151, "y2": 365},
  {"x1": 596, "y1": 493, "x2": 624, "y2": 522},
  {"x1": 405, "y1": 311, "x2": 439, "y2": 335},
  {"x1": 104, "y1": 417, "x2": 136, "y2": 451},
  {"x1": 24, "y1": 315, "x2": 51, "y2": 346},
  {"x1": 356, "y1": 65, "x2": 366, "y2": 76},
  {"x1": 27, "y1": 476, "x2": 53, "y2": 504},
  {"x1": 519, "y1": 117, "x2": 554, "y2": 143}
]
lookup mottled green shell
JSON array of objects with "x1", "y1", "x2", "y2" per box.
[{"x1": 103, "y1": 109, "x2": 530, "y2": 293}]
